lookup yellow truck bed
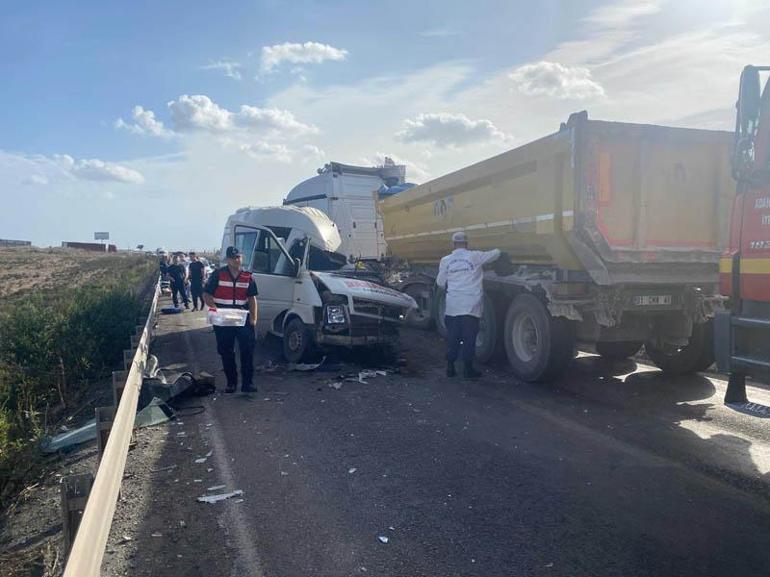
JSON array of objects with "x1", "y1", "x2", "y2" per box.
[{"x1": 380, "y1": 113, "x2": 734, "y2": 285}]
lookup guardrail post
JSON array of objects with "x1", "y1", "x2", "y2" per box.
[
  {"x1": 112, "y1": 370, "x2": 127, "y2": 407},
  {"x1": 123, "y1": 348, "x2": 135, "y2": 371},
  {"x1": 95, "y1": 407, "x2": 115, "y2": 465},
  {"x1": 61, "y1": 473, "x2": 94, "y2": 555}
]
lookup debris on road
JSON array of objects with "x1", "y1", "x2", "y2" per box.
[
  {"x1": 207, "y1": 484, "x2": 226, "y2": 492},
  {"x1": 40, "y1": 397, "x2": 174, "y2": 453},
  {"x1": 348, "y1": 467, "x2": 357, "y2": 474},
  {"x1": 197, "y1": 490, "x2": 244, "y2": 504},
  {"x1": 194, "y1": 450, "x2": 213, "y2": 464},
  {"x1": 329, "y1": 381, "x2": 343, "y2": 390},
  {"x1": 378, "y1": 535, "x2": 389, "y2": 544},
  {"x1": 288, "y1": 356, "x2": 327, "y2": 372}
]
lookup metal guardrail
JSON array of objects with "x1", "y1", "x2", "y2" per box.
[{"x1": 62, "y1": 278, "x2": 161, "y2": 577}]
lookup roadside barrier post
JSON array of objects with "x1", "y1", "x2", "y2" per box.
[
  {"x1": 95, "y1": 407, "x2": 115, "y2": 465},
  {"x1": 123, "y1": 348, "x2": 135, "y2": 371},
  {"x1": 112, "y1": 370, "x2": 127, "y2": 407},
  {"x1": 61, "y1": 473, "x2": 94, "y2": 555}
]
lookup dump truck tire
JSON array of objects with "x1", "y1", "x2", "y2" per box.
[
  {"x1": 596, "y1": 340, "x2": 643, "y2": 361},
  {"x1": 283, "y1": 318, "x2": 315, "y2": 363},
  {"x1": 503, "y1": 294, "x2": 574, "y2": 382},
  {"x1": 475, "y1": 293, "x2": 499, "y2": 364},
  {"x1": 403, "y1": 283, "x2": 434, "y2": 330},
  {"x1": 434, "y1": 290, "x2": 448, "y2": 338},
  {"x1": 645, "y1": 320, "x2": 715, "y2": 375}
]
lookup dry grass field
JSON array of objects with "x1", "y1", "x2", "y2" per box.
[{"x1": 0, "y1": 247, "x2": 155, "y2": 300}]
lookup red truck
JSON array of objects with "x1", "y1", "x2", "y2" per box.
[{"x1": 716, "y1": 65, "x2": 770, "y2": 402}]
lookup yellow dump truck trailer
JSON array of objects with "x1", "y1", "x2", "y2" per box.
[{"x1": 380, "y1": 112, "x2": 735, "y2": 381}]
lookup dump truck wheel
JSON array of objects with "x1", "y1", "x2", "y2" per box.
[
  {"x1": 434, "y1": 290, "x2": 448, "y2": 338},
  {"x1": 475, "y1": 293, "x2": 499, "y2": 364},
  {"x1": 645, "y1": 320, "x2": 715, "y2": 375},
  {"x1": 503, "y1": 294, "x2": 574, "y2": 382},
  {"x1": 403, "y1": 283, "x2": 434, "y2": 330},
  {"x1": 283, "y1": 318, "x2": 315, "y2": 363},
  {"x1": 596, "y1": 341, "x2": 643, "y2": 361}
]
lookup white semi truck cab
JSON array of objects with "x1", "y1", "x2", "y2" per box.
[{"x1": 220, "y1": 205, "x2": 417, "y2": 362}]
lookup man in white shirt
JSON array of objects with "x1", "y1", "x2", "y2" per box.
[{"x1": 436, "y1": 231, "x2": 501, "y2": 378}]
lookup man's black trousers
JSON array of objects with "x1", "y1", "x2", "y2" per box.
[
  {"x1": 171, "y1": 280, "x2": 189, "y2": 307},
  {"x1": 213, "y1": 323, "x2": 255, "y2": 388},
  {"x1": 190, "y1": 282, "x2": 204, "y2": 309},
  {"x1": 445, "y1": 314, "x2": 479, "y2": 363}
]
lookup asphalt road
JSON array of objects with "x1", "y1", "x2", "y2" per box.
[{"x1": 110, "y1": 300, "x2": 770, "y2": 577}]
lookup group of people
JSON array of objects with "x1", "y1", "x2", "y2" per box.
[
  {"x1": 159, "y1": 252, "x2": 209, "y2": 311},
  {"x1": 159, "y1": 234, "x2": 498, "y2": 396}
]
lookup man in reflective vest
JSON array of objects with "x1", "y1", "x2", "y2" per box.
[{"x1": 203, "y1": 246, "x2": 259, "y2": 393}]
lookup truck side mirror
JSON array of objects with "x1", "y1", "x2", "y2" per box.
[{"x1": 737, "y1": 66, "x2": 762, "y2": 135}]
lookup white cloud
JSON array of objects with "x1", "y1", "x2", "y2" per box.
[
  {"x1": 168, "y1": 95, "x2": 233, "y2": 132},
  {"x1": 396, "y1": 112, "x2": 510, "y2": 148},
  {"x1": 235, "y1": 105, "x2": 318, "y2": 135},
  {"x1": 53, "y1": 154, "x2": 145, "y2": 184},
  {"x1": 238, "y1": 141, "x2": 292, "y2": 163},
  {"x1": 583, "y1": 0, "x2": 662, "y2": 27},
  {"x1": 509, "y1": 61, "x2": 605, "y2": 100},
  {"x1": 201, "y1": 59, "x2": 242, "y2": 80},
  {"x1": 160, "y1": 95, "x2": 318, "y2": 139},
  {"x1": 260, "y1": 41, "x2": 348, "y2": 73},
  {"x1": 23, "y1": 174, "x2": 49, "y2": 186},
  {"x1": 548, "y1": 0, "x2": 663, "y2": 66},
  {"x1": 115, "y1": 105, "x2": 172, "y2": 138},
  {"x1": 301, "y1": 144, "x2": 326, "y2": 159}
]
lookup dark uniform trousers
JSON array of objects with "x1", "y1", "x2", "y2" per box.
[
  {"x1": 171, "y1": 280, "x2": 189, "y2": 307},
  {"x1": 190, "y1": 281, "x2": 204, "y2": 309},
  {"x1": 213, "y1": 323, "x2": 255, "y2": 388},
  {"x1": 445, "y1": 315, "x2": 480, "y2": 364}
]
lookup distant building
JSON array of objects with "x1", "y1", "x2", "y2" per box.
[
  {"x1": 61, "y1": 241, "x2": 117, "y2": 252},
  {"x1": 0, "y1": 238, "x2": 32, "y2": 247}
]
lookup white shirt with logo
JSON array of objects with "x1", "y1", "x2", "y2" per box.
[{"x1": 436, "y1": 248, "x2": 501, "y2": 317}]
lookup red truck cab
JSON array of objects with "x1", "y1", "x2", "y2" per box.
[{"x1": 716, "y1": 65, "x2": 770, "y2": 402}]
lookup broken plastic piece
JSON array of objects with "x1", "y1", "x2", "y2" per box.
[
  {"x1": 288, "y1": 356, "x2": 327, "y2": 371},
  {"x1": 207, "y1": 484, "x2": 226, "y2": 492},
  {"x1": 378, "y1": 535, "x2": 389, "y2": 544},
  {"x1": 197, "y1": 490, "x2": 244, "y2": 504}
]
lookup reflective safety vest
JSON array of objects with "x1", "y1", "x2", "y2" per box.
[{"x1": 212, "y1": 268, "x2": 252, "y2": 309}]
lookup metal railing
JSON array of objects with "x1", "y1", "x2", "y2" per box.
[{"x1": 62, "y1": 279, "x2": 161, "y2": 577}]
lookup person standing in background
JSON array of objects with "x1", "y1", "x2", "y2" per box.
[
  {"x1": 436, "y1": 231, "x2": 500, "y2": 379},
  {"x1": 188, "y1": 251, "x2": 206, "y2": 311},
  {"x1": 167, "y1": 255, "x2": 190, "y2": 310}
]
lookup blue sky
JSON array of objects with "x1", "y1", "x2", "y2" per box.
[{"x1": 1, "y1": 0, "x2": 768, "y2": 250}]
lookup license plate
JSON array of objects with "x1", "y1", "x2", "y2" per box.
[{"x1": 633, "y1": 295, "x2": 672, "y2": 306}]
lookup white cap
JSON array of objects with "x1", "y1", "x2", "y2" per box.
[{"x1": 452, "y1": 231, "x2": 468, "y2": 243}]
